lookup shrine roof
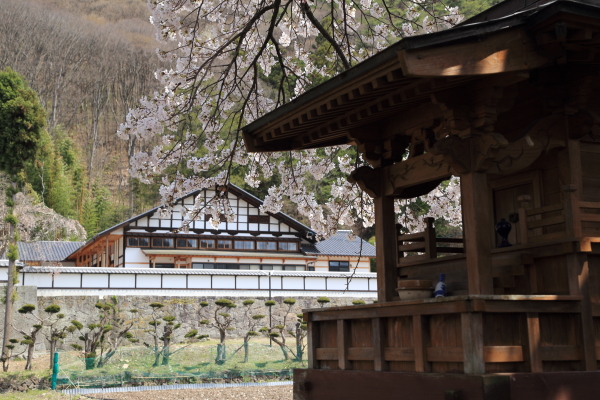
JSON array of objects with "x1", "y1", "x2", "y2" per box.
[{"x1": 242, "y1": 0, "x2": 600, "y2": 152}]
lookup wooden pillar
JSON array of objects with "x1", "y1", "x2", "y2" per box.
[
  {"x1": 460, "y1": 172, "x2": 494, "y2": 295},
  {"x1": 372, "y1": 318, "x2": 388, "y2": 371},
  {"x1": 374, "y1": 193, "x2": 398, "y2": 303},
  {"x1": 526, "y1": 312, "x2": 543, "y2": 372},
  {"x1": 337, "y1": 319, "x2": 351, "y2": 370},
  {"x1": 461, "y1": 313, "x2": 485, "y2": 374},
  {"x1": 571, "y1": 254, "x2": 597, "y2": 371},
  {"x1": 105, "y1": 236, "x2": 110, "y2": 267},
  {"x1": 413, "y1": 315, "x2": 431, "y2": 373},
  {"x1": 307, "y1": 314, "x2": 320, "y2": 369},
  {"x1": 424, "y1": 217, "x2": 437, "y2": 259}
]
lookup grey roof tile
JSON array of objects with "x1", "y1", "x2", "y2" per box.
[
  {"x1": 301, "y1": 231, "x2": 376, "y2": 257},
  {"x1": 17, "y1": 241, "x2": 85, "y2": 262}
]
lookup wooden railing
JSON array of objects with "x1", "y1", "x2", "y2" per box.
[
  {"x1": 397, "y1": 217, "x2": 464, "y2": 265},
  {"x1": 518, "y1": 192, "x2": 600, "y2": 244}
]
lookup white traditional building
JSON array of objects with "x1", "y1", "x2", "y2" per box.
[{"x1": 62, "y1": 184, "x2": 375, "y2": 274}]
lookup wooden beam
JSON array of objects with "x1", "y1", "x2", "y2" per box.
[
  {"x1": 461, "y1": 312, "x2": 485, "y2": 374},
  {"x1": 397, "y1": 28, "x2": 550, "y2": 77},
  {"x1": 374, "y1": 193, "x2": 398, "y2": 303},
  {"x1": 461, "y1": 172, "x2": 494, "y2": 295}
]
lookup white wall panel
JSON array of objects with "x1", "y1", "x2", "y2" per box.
[
  {"x1": 347, "y1": 277, "x2": 369, "y2": 291},
  {"x1": 188, "y1": 275, "x2": 211, "y2": 289},
  {"x1": 110, "y1": 274, "x2": 135, "y2": 288},
  {"x1": 163, "y1": 275, "x2": 186, "y2": 289},
  {"x1": 327, "y1": 277, "x2": 348, "y2": 290},
  {"x1": 212, "y1": 275, "x2": 235, "y2": 289},
  {"x1": 304, "y1": 277, "x2": 326, "y2": 290},
  {"x1": 23, "y1": 273, "x2": 53, "y2": 288},
  {"x1": 82, "y1": 274, "x2": 109, "y2": 288},
  {"x1": 282, "y1": 276, "x2": 303, "y2": 290},
  {"x1": 54, "y1": 274, "x2": 81, "y2": 288},
  {"x1": 137, "y1": 275, "x2": 162, "y2": 288},
  {"x1": 369, "y1": 279, "x2": 377, "y2": 291},
  {"x1": 236, "y1": 276, "x2": 260, "y2": 289}
]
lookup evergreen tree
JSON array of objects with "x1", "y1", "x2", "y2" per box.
[{"x1": 0, "y1": 67, "x2": 46, "y2": 371}]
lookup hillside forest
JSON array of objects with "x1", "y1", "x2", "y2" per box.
[{"x1": 0, "y1": 0, "x2": 499, "y2": 241}]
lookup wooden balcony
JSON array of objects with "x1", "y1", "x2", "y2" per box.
[{"x1": 304, "y1": 294, "x2": 596, "y2": 375}]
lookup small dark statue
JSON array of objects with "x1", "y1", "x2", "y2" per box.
[{"x1": 495, "y1": 218, "x2": 512, "y2": 248}]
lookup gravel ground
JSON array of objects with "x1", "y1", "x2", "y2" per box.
[{"x1": 85, "y1": 385, "x2": 293, "y2": 400}]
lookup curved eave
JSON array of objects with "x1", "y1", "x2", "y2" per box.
[{"x1": 242, "y1": 0, "x2": 600, "y2": 152}]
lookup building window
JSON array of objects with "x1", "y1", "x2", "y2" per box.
[
  {"x1": 127, "y1": 237, "x2": 149, "y2": 247},
  {"x1": 257, "y1": 241, "x2": 277, "y2": 251},
  {"x1": 155, "y1": 263, "x2": 175, "y2": 269},
  {"x1": 152, "y1": 238, "x2": 174, "y2": 248},
  {"x1": 204, "y1": 214, "x2": 227, "y2": 222},
  {"x1": 177, "y1": 238, "x2": 198, "y2": 248},
  {"x1": 278, "y1": 242, "x2": 298, "y2": 251},
  {"x1": 200, "y1": 239, "x2": 215, "y2": 249},
  {"x1": 192, "y1": 263, "x2": 214, "y2": 269},
  {"x1": 217, "y1": 240, "x2": 232, "y2": 249},
  {"x1": 234, "y1": 240, "x2": 255, "y2": 250},
  {"x1": 329, "y1": 261, "x2": 350, "y2": 272},
  {"x1": 248, "y1": 215, "x2": 270, "y2": 224}
]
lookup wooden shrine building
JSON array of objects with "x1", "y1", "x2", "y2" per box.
[{"x1": 242, "y1": 0, "x2": 600, "y2": 398}]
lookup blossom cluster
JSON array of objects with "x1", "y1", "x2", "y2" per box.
[{"x1": 119, "y1": 0, "x2": 464, "y2": 239}]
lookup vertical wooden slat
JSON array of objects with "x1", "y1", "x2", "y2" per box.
[
  {"x1": 424, "y1": 217, "x2": 437, "y2": 259},
  {"x1": 575, "y1": 254, "x2": 597, "y2": 371},
  {"x1": 338, "y1": 319, "x2": 351, "y2": 370},
  {"x1": 372, "y1": 318, "x2": 388, "y2": 371},
  {"x1": 517, "y1": 195, "x2": 531, "y2": 245},
  {"x1": 374, "y1": 192, "x2": 398, "y2": 303},
  {"x1": 307, "y1": 314, "x2": 320, "y2": 369},
  {"x1": 461, "y1": 313, "x2": 485, "y2": 374},
  {"x1": 413, "y1": 315, "x2": 431, "y2": 373},
  {"x1": 526, "y1": 312, "x2": 543, "y2": 372},
  {"x1": 105, "y1": 236, "x2": 110, "y2": 267},
  {"x1": 461, "y1": 171, "x2": 494, "y2": 295}
]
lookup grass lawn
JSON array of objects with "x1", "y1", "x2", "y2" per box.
[
  {"x1": 57, "y1": 337, "x2": 303, "y2": 387},
  {"x1": 0, "y1": 390, "x2": 83, "y2": 399}
]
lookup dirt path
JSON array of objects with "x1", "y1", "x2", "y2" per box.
[{"x1": 85, "y1": 385, "x2": 293, "y2": 400}]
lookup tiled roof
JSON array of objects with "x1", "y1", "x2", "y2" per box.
[
  {"x1": 301, "y1": 231, "x2": 376, "y2": 257},
  {"x1": 20, "y1": 266, "x2": 376, "y2": 279},
  {"x1": 17, "y1": 241, "x2": 85, "y2": 262}
]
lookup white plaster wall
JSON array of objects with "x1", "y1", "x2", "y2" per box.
[
  {"x1": 162, "y1": 275, "x2": 187, "y2": 289},
  {"x1": 212, "y1": 276, "x2": 235, "y2": 289},
  {"x1": 82, "y1": 274, "x2": 109, "y2": 288},
  {"x1": 188, "y1": 275, "x2": 211, "y2": 289},
  {"x1": 327, "y1": 277, "x2": 349, "y2": 290},
  {"x1": 109, "y1": 274, "x2": 136, "y2": 288},
  {"x1": 125, "y1": 248, "x2": 148, "y2": 267},
  {"x1": 281, "y1": 276, "x2": 303, "y2": 290},
  {"x1": 304, "y1": 277, "x2": 326, "y2": 290},
  {"x1": 137, "y1": 275, "x2": 162, "y2": 288},
  {"x1": 236, "y1": 276, "x2": 260, "y2": 289},
  {"x1": 22, "y1": 273, "x2": 52, "y2": 287},
  {"x1": 54, "y1": 274, "x2": 81, "y2": 288}
]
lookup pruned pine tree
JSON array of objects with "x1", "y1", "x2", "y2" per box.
[
  {"x1": 288, "y1": 314, "x2": 308, "y2": 362},
  {"x1": 70, "y1": 299, "x2": 137, "y2": 370},
  {"x1": 199, "y1": 299, "x2": 237, "y2": 364},
  {"x1": 16, "y1": 304, "x2": 67, "y2": 370},
  {"x1": 143, "y1": 302, "x2": 201, "y2": 367},
  {"x1": 225, "y1": 299, "x2": 265, "y2": 363},
  {"x1": 261, "y1": 298, "x2": 297, "y2": 360}
]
